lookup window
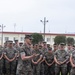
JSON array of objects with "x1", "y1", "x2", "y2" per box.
[
  {"x1": 20, "y1": 37, "x2": 24, "y2": 41},
  {"x1": 47, "y1": 38, "x2": 50, "y2": 42},
  {"x1": 5, "y1": 37, "x2": 9, "y2": 41}
]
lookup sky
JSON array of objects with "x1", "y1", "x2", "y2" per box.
[{"x1": 0, "y1": 0, "x2": 75, "y2": 33}]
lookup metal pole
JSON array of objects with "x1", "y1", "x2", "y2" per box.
[
  {"x1": 40, "y1": 17, "x2": 48, "y2": 41},
  {"x1": 44, "y1": 17, "x2": 46, "y2": 41},
  {"x1": 2, "y1": 24, "x2": 3, "y2": 46},
  {"x1": 0, "y1": 24, "x2": 6, "y2": 46},
  {"x1": 14, "y1": 23, "x2": 16, "y2": 32}
]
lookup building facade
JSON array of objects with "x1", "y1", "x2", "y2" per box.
[{"x1": 0, "y1": 31, "x2": 75, "y2": 46}]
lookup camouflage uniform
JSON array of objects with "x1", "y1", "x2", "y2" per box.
[
  {"x1": 14, "y1": 45, "x2": 21, "y2": 75},
  {"x1": 70, "y1": 50, "x2": 75, "y2": 75},
  {"x1": 4, "y1": 47, "x2": 17, "y2": 75},
  {"x1": 32, "y1": 49, "x2": 42, "y2": 75},
  {"x1": 14, "y1": 45, "x2": 21, "y2": 52},
  {"x1": 40, "y1": 48, "x2": 48, "y2": 75},
  {"x1": 66, "y1": 50, "x2": 73, "y2": 75},
  {"x1": 52, "y1": 50, "x2": 56, "y2": 75},
  {"x1": 2, "y1": 46, "x2": 7, "y2": 75},
  {"x1": 44, "y1": 51, "x2": 54, "y2": 75},
  {"x1": 54, "y1": 50, "x2": 69, "y2": 75},
  {"x1": 0, "y1": 48, "x2": 3, "y2": 75},
  {"x1": 16, "y1": 44, "x2": 33, "y2": 75}
]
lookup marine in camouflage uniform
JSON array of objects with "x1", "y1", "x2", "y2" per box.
[
  {"x1": 53, "y1": 43, "x2": 58, "y2": 53},
  {"x1": 2, "y1": 41, "x2": 8, "y2": 75},
  {"x1": 16, "y1": 35, "x2": 37, "y2": 75},
  {"x1": 66, "y1": 44, "x2": 73, "y2": 75},
  {"x1": 0, "y1": 47, "x2": 4, "y2": 75},
  {"x1": 14, "y1": 40, "x2": 21, "y2": 52},
  {"x1": 32, "y1": 44, "x2": 42, "y2": 75},
  {"x1": 40, "y1": 41, "x2": 48, "y2": 75},
  {"x1": 14, "y1": 40, "x2": 21, "y2": 75},
  {"x1": 70, "y1": 50, "x2": 75, "y2": 75},
  {"x1": 44, "y1": 47, "x2": 55, "y2": 75},
  {"x1": 54, "y1": 43, "x2": 69, "y2": 75},
  {"x1": 52, "y1": 43, "x2": 58, "y2": 75},
  {"x1": 4, "y1": 40, "x2": 18, "y2": 75}
]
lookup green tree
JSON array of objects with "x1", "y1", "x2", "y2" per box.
[
  {"x1": 32, "y1": 33, "x2": 43, "y2": 44},
  {"x1": 66, "y1": 37, "x2": 74, "y2": 45},
  {"x1": 54, "y1": 35, "x2": 66, "y2": 45}
]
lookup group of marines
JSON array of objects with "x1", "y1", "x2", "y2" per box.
[{"x1": 0, "y1": 35, "x2": 75, "y2": 75}]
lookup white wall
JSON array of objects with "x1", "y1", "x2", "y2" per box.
[{"x1": 0, "y1": 32, "x2": 75, "y2": 46}]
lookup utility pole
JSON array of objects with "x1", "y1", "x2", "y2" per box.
[
  {"x1": 0, "y1": 24, "x2": 6, "y2": 46},
  {"x1": 14, "y1": 23, "x2": 16, "y2": 32},
  {"x1": 40, "y1": 17, "x2": 48, "y2": 41}
]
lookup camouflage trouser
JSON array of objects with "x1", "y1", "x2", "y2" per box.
[
  {"x1": 3, "y1": 59, "x2": 6, "y2": 75},
  {"x1": 70, "y1": 68, "x2": 75, "y2": 75},
  {"x1": 66, "y1": 63, "x2": 71, "y2": 75},
  {"x1": 5, "y1": 74, "x2": 15, "y2": 75},
  {"x1": 40, "y1": 63, "x2": 45, "y2": 75},
  {"x1": 16, "y1": 70, "x2": 33, "y2": 75},
  {"x1": 33, "y1": 64, "x2": 40, "y2": 75},
  {"x1": 55, "y1": 66, "x2": 67, "y2": 75},
  {"x1": 0, "y1": 61, "x2": 4, "y2": 75},
  {"x1": 5, "y1": 62, "x2": 16, "y2": 75},
  {"x1": 5, "y1": 68, "x2": 16, "y2": 75},
  {"x1": 45, "y1": 64, "x2": 55, "y2": 75},
  {"x1": 0, "y1": 67, "x2": 3, "y2": 75},
  {"x1": 16, "y1": 66, "x2": 33, "y2": 75},
  {"x1": 24, "y1": 71, "x2": 33, "y2": 75}
]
